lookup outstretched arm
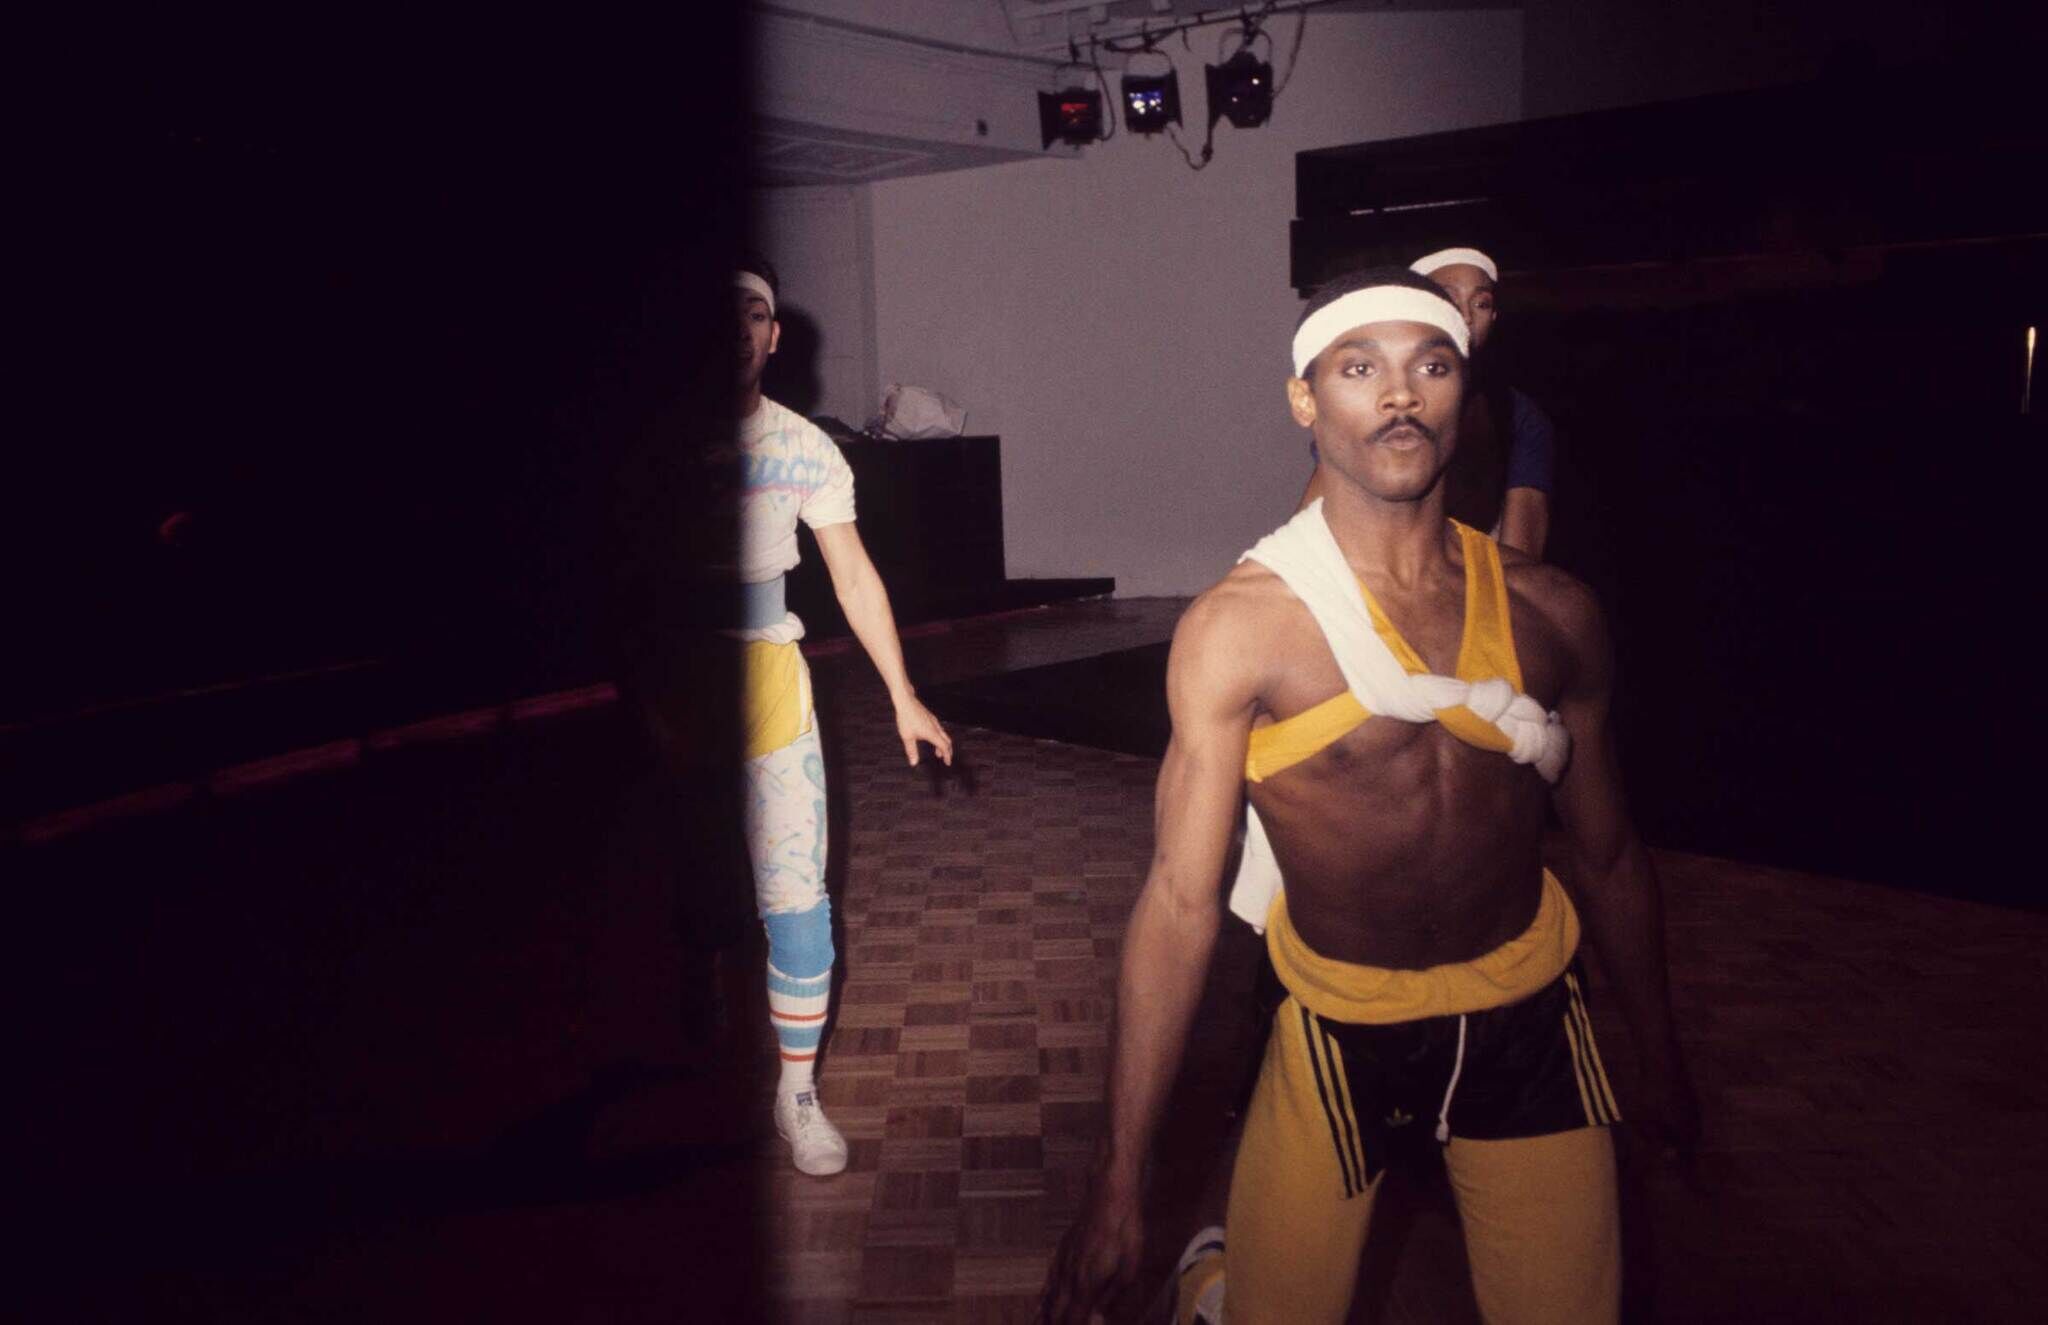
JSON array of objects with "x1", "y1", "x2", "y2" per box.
[
  {"x1": 1041, "y1": 592, "x2": 1260, "y2": 1325},
  {"x1": 813, "y1": 521, "x2": 953, "y2": 767},
  {"x1": 1548, "y1": 587, "x2": 1698, "y2": 1153}
]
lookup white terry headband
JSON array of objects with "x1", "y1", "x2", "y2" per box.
[
  {"x1": 735, "y1": 270, "x2": 776, "y2": 317},
  {"x1": 1291, "y1": 285, "x2": 1470, "y2": 377},
  {"x1": 1409, "y1": 246, "x2": 1498, "y2": 281}
]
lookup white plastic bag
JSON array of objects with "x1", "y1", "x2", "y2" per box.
[{"x1": 871, "y1": 383, "x2": 966, "y2": 439}]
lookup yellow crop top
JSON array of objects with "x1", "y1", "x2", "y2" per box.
[{"x1": 1244, "y1": 520, "x2": 1525, "y2": 782}]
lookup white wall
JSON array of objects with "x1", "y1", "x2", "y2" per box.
[
  {"x1": 755, "y1": 185, "x2": 878, "y2": 425},
  {"x1": 865, "y1": 12, "x2": 1522, "y2": 596}
]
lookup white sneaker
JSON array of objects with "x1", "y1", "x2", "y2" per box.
[
  {"x1": 773, "y1": 1088, "x2": 849, "y2": 1176},
  {"x1": 1170, "y1": 1225, "x2": 1226, "y2": 1325}
]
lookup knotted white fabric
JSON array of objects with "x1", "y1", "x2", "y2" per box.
[{"x1": 1226, "y1": 501, "x2": 1570, "y2": 932}]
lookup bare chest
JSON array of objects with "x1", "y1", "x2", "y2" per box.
[{"x1": 1242, "y1": 586, "x2": 1563, "y2": 964}]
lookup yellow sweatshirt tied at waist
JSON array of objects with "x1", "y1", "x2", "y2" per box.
[
  {"x1": 741, "y1": 638, "x2": 814, "y2": 760},
  {"x1": 1267, "y1": 869, "x2": 1581, "y2": 1024}
]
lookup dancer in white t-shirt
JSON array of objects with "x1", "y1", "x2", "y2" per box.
[{"x1": 725, "y1": 258, "x2": 952, "y2": 1175}]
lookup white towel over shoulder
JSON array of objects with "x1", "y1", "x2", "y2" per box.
[{"x1": 1227, "y1": 502, "x2": 1569, "y2": 932}]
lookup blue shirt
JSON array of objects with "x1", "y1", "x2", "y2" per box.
[{"x1": 1503, "y1": 389, "x2": 1555, "y2": 496}]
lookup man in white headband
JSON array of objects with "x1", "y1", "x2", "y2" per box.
[
  {"x1": 723, "y1": 256, "x2": 952, "y2": 1176},
  {"x1": 1045, "y1": 268, "x2": 1693, "y2": 1324},
  {"x1": 1409, "y1": 245, "x2": 1557, "y2": 559}
]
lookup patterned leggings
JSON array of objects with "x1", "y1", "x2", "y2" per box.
[{"x1": 744, "y1": 724, "x2": 833, "y2": 1066}]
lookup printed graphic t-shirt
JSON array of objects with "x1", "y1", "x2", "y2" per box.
[{"x1": 735, "y1": 396, "x2": 857, "y2": 583}]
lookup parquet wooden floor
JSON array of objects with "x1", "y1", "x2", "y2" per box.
[
  {"x1": 20, "y1": 597, "x2": 2040, "y2": 1323},
  {"x1": 754, "y1": 616, "x2": 2048, "y2": 1324}
]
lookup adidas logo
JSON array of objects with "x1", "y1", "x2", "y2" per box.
[{"x1": 1385, "y1": 1108, "x2": 1414, "y2": 1128}]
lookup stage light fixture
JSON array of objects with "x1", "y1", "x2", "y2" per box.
[
  {"x1": 1206, "y1": 47, "x2": 1273, "y2": 130},
  {"x1": 1120, "y1": 50, "x2": 1181, "y2": 135},
  {"x1": 1038, "y1": 84, "x2": 1104, "y2": 149},
  {"x1": 1039, "y1": 47, "x2": 1109, "y2": 150}
]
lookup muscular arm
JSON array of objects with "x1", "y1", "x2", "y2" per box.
[
  {"x1": 1547, "y1": 585, "x2": 1696, "y2": 1145},
  {"x1": 1102, "y1": 606, "x2": 1258, "y2": 1189},
  {"x1": 812, "y1": 521, "x2": 952, "y2": 765},
  {"x1": 1043, "y1": 591, "x2": 1261, "y2": 1323}
]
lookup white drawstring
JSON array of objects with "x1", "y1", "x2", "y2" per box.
[{"x1": 1436, "y1": 1014, "x2": 1468, "y2": 1143}]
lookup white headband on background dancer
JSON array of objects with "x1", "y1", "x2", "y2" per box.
[
  {"x1": 735, "y1": 270, "x2": 776, "y2": 317},
  {"x1": 1409, "y1": 246, "x2": 1499, "y2": 281},
  {"x1": 1290, "y1": 282, "x2": 1471, "y2": 378}
]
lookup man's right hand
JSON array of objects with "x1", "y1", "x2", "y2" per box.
[{"x1": 1039, "y1": 1186, "x2": 1144, "y2": 1325}]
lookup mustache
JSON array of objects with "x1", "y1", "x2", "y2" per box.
[{"x1": 1369, "y1": 415, "x2": 1439, "y2": 444}]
